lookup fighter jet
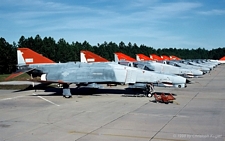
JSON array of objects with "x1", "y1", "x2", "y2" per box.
[
  {"x1": 6, "y1": 48, "x2": 187, "y2": 98},
  {"x1": 194, "y1": 59, "x2": 219, "y2": 68},
  {"x1": 181, "y1": 60, "x2": 214, "y2": 71},
  {"x1": 80, "y1": 50, "x2": 189, "y2": 88},
  {"x1": 113, "y1": 53, "x2": 203, "y2": 78},
  {"x1": 133, "y1": 61, "x2": 203, "y2": 78},
  {"x1": 167, "y1": 60, "x2": 210, "y2": 74}
]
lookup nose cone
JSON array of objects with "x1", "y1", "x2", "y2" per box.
[
  {"x1": 193, "y1": 69, "x2": 203, "y2": 76},
  {"x1": 201, "y1": 67, "x2": 210, "y2": 73},
  {"x1": 168, "y1": 75, "x2": 187, "y2": 84}
]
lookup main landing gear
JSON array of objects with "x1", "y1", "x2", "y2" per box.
[
  {"x1": 144, "y1": 83, "x2": 154, "y2": 97},
  {"x1": 62, "y1": 83, "x2": 72, "y2": 98}
]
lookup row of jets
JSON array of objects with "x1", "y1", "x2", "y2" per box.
[{"x1": 6, "y1": 48, "x2": 222, "y2": 98}]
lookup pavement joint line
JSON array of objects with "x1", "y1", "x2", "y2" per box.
[
  {"x1": 70, "y1": 130, "x2": 187, "y2": 141},
  {"x1": 204, "y1": 67, "x2": 224, "y2": 87},
  {"x1": 149, "y1": 92, "x2": 200, "y2": 141},
  {"x1": 32, "y1": 93, "x2": 60, "y2": 107},
  {"x1": 0, "y1": 64, "x2": 224, "y2": 140},
  {"x1": 3, "y1": 110, "x2": 87, "y2": 141},
  {"x1": 75, "y1": 101, "x2": 150, "y2": 141},
  {"x1": 149, "y1": 66, "x2": 225, "y2": 140}
]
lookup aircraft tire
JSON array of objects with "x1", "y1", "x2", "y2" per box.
[{"x1": 63, "y1": 95, "x2": 72, "y2": 98}]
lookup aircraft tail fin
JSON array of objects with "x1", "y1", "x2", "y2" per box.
[
  {"x1": 218, "y1": 56, "x2": 225, "y2": 63},
  {"x1": 161, "y1": 55, "x2": 171, "y2": 60},
  {"x1": 80, "y1": 50, "x2": 109, "y2": 63},
  {"x1": 136, "y1": 54, "x2": 152, "y2": 61},
  {"x1": 219, "y1": 56, "x2": 225, "y2": 61},
  {"x1": 170, "y1": 55, "x2": 181, "y2": 60},
  {"x1": 114, "y1": 52, "x2": 136, "y2": 62},
  {"x1": 17, "y1": 48, "x2": 55, "y2": 65},
  {"x1": 150, "y1": 54, "x2": 163, "y2": 61}
]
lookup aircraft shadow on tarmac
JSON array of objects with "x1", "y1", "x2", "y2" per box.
[{"x1": 13, "y1": 84, "x2": 177, "y2": 97}]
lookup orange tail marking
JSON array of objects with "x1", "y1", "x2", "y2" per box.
[
  {"x1": 150, "y1": 54, "x2": 163, "y2": 61},
  {"x1": 170, "y1": 55, "x2": 181, "y2": 60},
  {"x1": 161, "y1": 55, "x2": 171, "y2": 60},
  {"x1": 18, "y1": 48, "x2": 55, "y2": 64},
  {"x1": 136, "y1": 54, "x2": 153, "y2": 61},
  {"x1": 219, "y1": 56, "x2": 225, "y2": 60},
  {"x1": 81, "y1": 50, "x2": 109, "y2": 62},
  {"x1": 114, "y1": 52, "x2": 136, "y2": 62}
]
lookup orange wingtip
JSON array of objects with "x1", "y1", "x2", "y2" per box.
[{"x1": 18, "y1": 48, "x2": 55, "y2": 64}]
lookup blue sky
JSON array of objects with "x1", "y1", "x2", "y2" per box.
[{"x1": 1, "y1": 0, "x2": 225, "y2": 50}]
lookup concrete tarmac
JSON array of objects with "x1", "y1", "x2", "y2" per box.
[{"x1": 0, "y1": 65, "x2": 225, "y2": 141}]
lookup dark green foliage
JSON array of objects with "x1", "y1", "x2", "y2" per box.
[
  {"x1": 0, "y1": 35, "x2": 225, "y2": 74},
  {"x1": 0, "y1": 38, "x2": 17, "y2": 74}
]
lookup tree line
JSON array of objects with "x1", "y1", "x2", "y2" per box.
[{"x1": 0, "y1": 34, "x2": 225, "y2": 74}]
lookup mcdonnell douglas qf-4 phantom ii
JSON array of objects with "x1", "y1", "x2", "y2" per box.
[
  {"x1": 80, "y1": 50, "x2": 191, "y2": 89},
  {"x1": 81, "y1": 51, "x2": 201, "y2": 78},
  {"x1": 6, "y1": 48, "x2": 187, "y2": 98},
  {"x1": 114, "y1": 53, "x2": 203, "y2": 78},
  {"x1": 166, "y1": 60, "x2": 210, "y2": 74}
]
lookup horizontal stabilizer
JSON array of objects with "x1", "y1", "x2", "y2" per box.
[
  {"x1": 5, "y1": 68, "x2": 34, "y2": 81},
  {"x1": 5, "y1": 72, "x2": 25, "y2": 81}
]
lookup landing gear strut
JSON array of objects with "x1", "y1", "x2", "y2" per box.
[
  {"x1": 144, "y1": 83, "x2": 154, "y2": 97},
  {"x1": 62, "y1": 83, "x2": 72, "y2": 98}
]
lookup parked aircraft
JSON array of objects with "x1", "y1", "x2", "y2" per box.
[
  {"x1": 181, "y1": 60, "x2": 214, "y2": 71},
  {"x1": 80, "y1": 50, "x2": 190, "y2": 86},
  {"x1": 149, "y1": 51, "x2": 220, "y2": 73},
  {"x1": 6, "y1": 48, "x2": 188, "y2": 98},
  {"x1": 195, "y1": 59, "x2": 219, "y2": 67},
  {"x1": 114, "y1": 53, "x2": 203, "y2": 78},
  {"x1": 134, "y1": 61, "x2": 203, "y2": 78},
  {"x1": 166, "y1": 60, "x2": 210, "y2": 74},
  {"x1": 80, "y1": 51, "x2": 204, "y2": 78},
  {"x1": 210, "y1": 57, "x2": 225, "y2": 64}
]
